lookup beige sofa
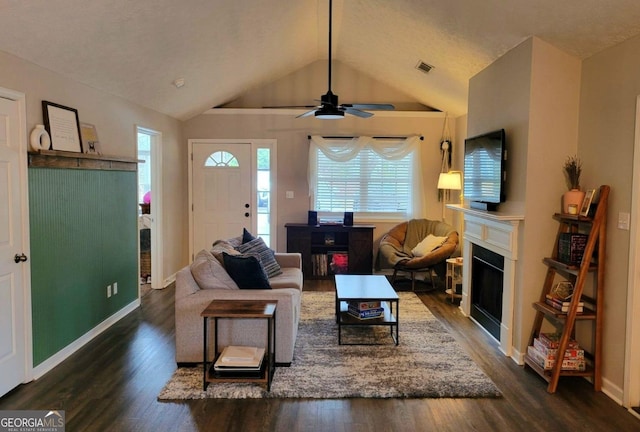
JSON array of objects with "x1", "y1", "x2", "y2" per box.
[{"x1": 175, "y1": 245, "x2": 303, "y2": 366}]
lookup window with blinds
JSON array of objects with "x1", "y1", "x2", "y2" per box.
[{"x1": 314, "y1": 147, "x2": 413, "y2": 215}]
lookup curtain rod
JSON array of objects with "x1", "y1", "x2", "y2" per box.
[{"x1": 308, "y1": 135, "x2": 424, "y2": 140}]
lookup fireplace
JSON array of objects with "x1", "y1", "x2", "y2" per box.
[
  {"x1": 470, "y1": 245, "x2": 504, "y2": 340},
  {"x1": 448, "y1": 204, "x2": 523, "y2": 358}
]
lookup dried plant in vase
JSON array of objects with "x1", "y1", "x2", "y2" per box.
[
  {"x1": 563, "y1": 155, "x2": 582, "y2": 190},
  {"x1": 562, "y1": 155, "x2": 585, "y2": 214}
]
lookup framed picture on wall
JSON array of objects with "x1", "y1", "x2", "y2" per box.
[
  {"x1": 42, "y1": 101, "x2": 83, "y2": 153},
  {"x1": 80, "y1": 122, "x2": 102, "y2": 155},
  {"x1": 580, "y1": 189, "x2": 596, "y2": 217}
]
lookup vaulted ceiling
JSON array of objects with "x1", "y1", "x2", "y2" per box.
[{"x1": 1, "y1": 0, "x2": 640, "y2": 120}]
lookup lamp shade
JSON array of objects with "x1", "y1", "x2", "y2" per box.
[{"x1": 437, "y1": 172, "x2": 462, "y2": 190}]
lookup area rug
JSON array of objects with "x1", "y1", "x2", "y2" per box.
[{"x1": 158, "y1": 292, "x2": 501, "y2": 400}]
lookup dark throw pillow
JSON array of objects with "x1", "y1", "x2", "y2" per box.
[
  {"x1": 222, "y1": 252, "x2": 271, "y2": 289},
  {"x1": 235, "y1": 237, "x2": 283, "y2": 278},
  {"x1": 242, "y1": 228, "x2": 256, "y2": 244}
]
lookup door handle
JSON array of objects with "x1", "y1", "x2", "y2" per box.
[{"x1": 14, "y1": 253, "x2": 28, "y2": 263}]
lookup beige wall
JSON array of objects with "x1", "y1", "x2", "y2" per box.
[
  {"x1": 0, "y1": 50, "x2": 188, "y2": 283},
  {"x1": 184, "y1": 111, "x2": 452, "y2": 254},
  {"x1": 579, "y1": 33, "x2": 640, "y2": 391},
  {"x1": 466, "y1": 37, "x2": 582, "y2": 360},
  {"x1": 185, "y1": 60, "x2": 456, "y2": 253}
]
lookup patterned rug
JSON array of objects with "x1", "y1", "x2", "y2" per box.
[{"x1": 158, "y1": 291, "x2": 501, "y2": 399}]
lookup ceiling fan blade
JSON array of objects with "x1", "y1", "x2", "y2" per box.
[
  {"x1": 345, "y1": 103, "x2": 395, "y2": 111},
  {"x1": 344, "y1": 107, "x2": 374, "y2": 118},
  {"x1": 296, "y1": 109, "x2": 318, "y2": 118}
]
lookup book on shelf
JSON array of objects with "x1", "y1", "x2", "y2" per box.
[
  {"x1": 214, "y1": 345, "x2": 265, "y2": 371},
  {"x1": 347, "y1": 305, "x2": 384, "y2": 319},
  {"x1": 527, "y1": 345, "x2": 586, "y2": 371},
  {"x1": 557, "y1": 233, "x2": 588, "y2": 265},
  {"x1": 537, "y1": 332, "x2": 580, "y2": 350},
  {"x1": 312, "y1": 253, "x2": 328, "y2": 276},
  {"x1": 545, "y1": 295, "x2": 584, "y2": 313},
  {"x1": 533, "y1": 338, "x2": 584, "y2": 360}
]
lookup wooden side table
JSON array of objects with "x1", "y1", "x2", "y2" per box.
[
  {"x1": 201, "y1": 300, "x2": 277, "y2": 391},
  {"x1": 445, "y1": 257, "x2": 463, "y2": 303}
]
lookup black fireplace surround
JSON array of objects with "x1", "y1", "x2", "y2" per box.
[{"x1": 470, "y1": 244, "x2": 504, "y2": 340}]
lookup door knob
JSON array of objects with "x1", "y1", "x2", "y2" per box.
[
  {"x1": 244, "y1": 212, "x2": 250, "y2": 217},
  {"x1": 14, "y1": 253, "x2": 28, "y2": 263},
  {"x1": 245, "y1": 203, "x2": 250, "y2": 208}
]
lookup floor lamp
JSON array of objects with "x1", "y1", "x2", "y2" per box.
[{"x1": 437, "y1": 171, "x2": 462, "y2": 222}]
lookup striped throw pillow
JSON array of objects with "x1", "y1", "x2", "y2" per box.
[{"x1": 235, "y1": 237, "x2": 283, "y2": 278}]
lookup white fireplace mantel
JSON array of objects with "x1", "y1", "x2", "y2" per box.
[{"x1": 448, "y1": 204, "x2": 524, "y2": 357}]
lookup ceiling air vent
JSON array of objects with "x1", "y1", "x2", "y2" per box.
[{"x1": 416, "y1": 61, "x2": 434, "y2": 74}]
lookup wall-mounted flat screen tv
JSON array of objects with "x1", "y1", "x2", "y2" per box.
[{"x1": 463, "y1": 129, "x2": 506, "y2": 211}]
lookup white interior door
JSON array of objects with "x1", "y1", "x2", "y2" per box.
[
  {"x1": 0, "y1": 94, "x2": 29, "y2": 397},
  {"x1": 191, "y1": 142, "x2": 252, "y2": 257}
]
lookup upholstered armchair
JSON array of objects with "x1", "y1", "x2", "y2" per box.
[{"x1": 378, "y1": 219, "x2": 459, "y2": 290}]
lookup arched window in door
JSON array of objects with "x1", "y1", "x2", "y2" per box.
[{"x1": 205, "y1": 151, "x2": 239, "y2": 167}]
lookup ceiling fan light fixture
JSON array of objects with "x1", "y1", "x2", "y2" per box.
[{"x1": 315, "y1": 109, "x2": 344, "y2": 119}]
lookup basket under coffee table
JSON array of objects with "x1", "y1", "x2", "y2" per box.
[{"x1": 334, "y1": 274, "x2": 399, "y2": 345}]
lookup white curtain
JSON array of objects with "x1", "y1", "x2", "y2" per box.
[{"x1": 308, "y1": 135, "x2": 426, "y2": 218}]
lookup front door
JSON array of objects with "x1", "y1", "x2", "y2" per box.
[
  {"x1": 191, "y1": 142, "x2": 252, "y2": 258},
  {"x1": 0, "y1": 94, "x2": 30, "y2": 397}
]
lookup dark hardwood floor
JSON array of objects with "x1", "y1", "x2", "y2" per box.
[{"x1": 2, "y1": 278, "x2": 640, "y2": 431}]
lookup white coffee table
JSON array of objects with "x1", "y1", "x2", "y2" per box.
[{"x1": 334, "y1": 274, "x2": 399, "y2": 345}]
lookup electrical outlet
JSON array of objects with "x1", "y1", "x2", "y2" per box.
[
  {"x1": 113, "y1": 282, "x2": 118, "y2": 295},
  {"x1": 107, "y1": 285, "x2": 112, "y2": 298},
  {"x1": 286, "y1": 190, "x2": 294, "y2": 199}
]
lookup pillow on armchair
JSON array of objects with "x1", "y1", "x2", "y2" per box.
[{"x1": 411, "y1": 234, "x2": 448, "y2": 257}]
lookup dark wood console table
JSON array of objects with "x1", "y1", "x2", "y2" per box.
[{"x1": 285, "y1": 223, "x2": 375, "y2": 279}]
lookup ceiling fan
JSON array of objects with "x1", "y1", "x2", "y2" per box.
[{"x1": 296, "y1": 0, "x2": 395, "y2": 119}]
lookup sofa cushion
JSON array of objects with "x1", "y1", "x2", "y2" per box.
[
  {"x1": 269, "y1": 267, "x2": 304, "y2": 290},
  {"x1": 190, "y1": 249, "x2": 239, "y2": 290},
  {"x1": 222, "y1": 252, "x2": 271, "y2": 289},
  {"x1": 411, "y1": 234, "x2": 448, "y2": 257},
  {"x1": 235, "y1": 237, "x2": 283, "y2": 278}
]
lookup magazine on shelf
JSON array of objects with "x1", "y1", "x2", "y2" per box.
[{"x1": 214, "y1": 345, "x2": 265, "y2": 371}]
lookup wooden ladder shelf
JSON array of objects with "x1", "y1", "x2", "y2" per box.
[{"x1": 524, "y1": 185, "x2": 609, "y2": 393}]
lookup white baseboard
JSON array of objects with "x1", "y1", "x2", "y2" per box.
[
  {"x1": 602, "y1": 376, "x2": 624, "y2": 406},
  {"x1": 157, "y1": 272, "x2": 176, "y2": 289},
  {"x1": 31, "y1": 299, "x2": 140, "y2": 380}
]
